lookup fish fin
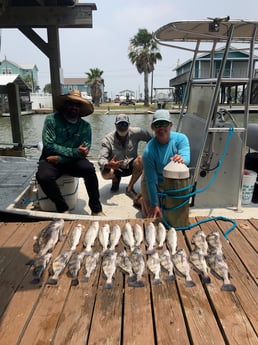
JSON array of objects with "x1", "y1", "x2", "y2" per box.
[
  {"x1": 46, "y1": 278, "x2": 58, "y2": 285},
  {"x1": 71, "y1": 278, "x2": 79, "y2": 286},
  {"x1": 166, "y1": 274, "x2": 176, "y2": 282},
  {"x1": 185, "y1": 280, "x2": 196, "y2": 288},
  {"x1": 81, "y1": 277, "x2": 89, "y2": 283},
  {"x1": 104, "y1": 283, "x2": 113, "y2": 289},
  {"x1": 25, "y1": 259, "x2": 35, "y2": 266},
  {"x1": 152, "y1": 278, "x2": 162, "y2": 285},
  {"x1": 30, "y1": 278, "x2": 40, "y2": 284},
  {"x1": 221, "y1": 283, "x2": 236, "y2": 292}
]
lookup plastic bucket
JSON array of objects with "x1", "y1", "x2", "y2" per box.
[
  {"x1": 38, "y1": 175, "x2": 78, "y2": 211},
  {"x1": 242, "y1": 170, "x2": 257, "y2": 205}
]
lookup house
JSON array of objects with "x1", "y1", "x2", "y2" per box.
[
  {"x1": 170, "y1": 48, "x2": 258, "y2": 104},
  {"x1": 0, "y1": 58, "x2": 39, "y2": 92}
]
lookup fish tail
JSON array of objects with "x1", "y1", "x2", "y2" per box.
[
  {"x1": 146, "y1": 248, "x2": 155, "y2": 255},
  {"x1": 25, "y1": 259, "x2": 35, "y2": 266},
  {"x1": 221, "y1": 283, "x2": 236, "y2": 292},
  {"x1": 127, "y1": 274, "x2": 137, "y2": 283},
  {"x1": 153, "y1": 278, "x2": 162, "y2": 285},
  {"x1": 128, "y1": 279, "x2": 145, "y2": 288},
  {"x1": 201, "y1": 276, "x2": 211, "y2": 284},
  {"x1": 46, "y1": 278, "x2": 58, "y2": 285},
  {"x1": 185, "y1": 279, "x2": 196, "y2": 288},
  {"x1": 71, "y1": 278, "x2": 79, "y2": 286},
  {"x1": 81, "y1": 276, "x2": 89, "y2": 283},
  {"x1": 166, "y1": 274, "x2": 176, "y2": 282},
  {"x1": 104, "y1": 282, "x2": 113, "y2": 289},
  {"x1": 30, "y1": 277, "x2": 40, "y2": 284}
]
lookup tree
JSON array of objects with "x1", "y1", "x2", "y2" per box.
[
  {"x1": 85, "y1": 68, "x2": 104, "y2": 106},
  {"x1": 43, "y1": 83, "x2": 52, "y2": 94},
  {"x1": 128, "y1": 28, "x2": 162, "y2": 106}
]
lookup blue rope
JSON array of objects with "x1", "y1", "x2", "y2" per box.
[
  {"x1": 22, "y1": 178, "x2": 79, "y2": 205},
  {"x1": 160, "y1": 127, "x2": 237, "y2": 239}
]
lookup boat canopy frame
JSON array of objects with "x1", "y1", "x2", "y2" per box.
[{"x1": 154, "y1": 18, "x2": 258, "y2": 209}]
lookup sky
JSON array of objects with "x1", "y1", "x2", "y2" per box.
[{"x1": 0, "y1": 0, "x2": 257, "y2": 99}]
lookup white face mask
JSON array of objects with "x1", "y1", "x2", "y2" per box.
[{"x1": 117, "y1": 129, "x2": 128, "y2": 137}]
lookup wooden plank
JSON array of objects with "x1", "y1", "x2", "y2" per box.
[
  {"x1": 0, "y1": 221, "x2": 21, "y2": 245},
  {"x1": 18, "y1": 221, "x2": 74, "y2": 345},
  {"x1": 86, "y1": 220, "x2": 124, "y2": 345},
  {"x1": 52, "y1": 220, "x2": 100, "y2": 345},
  {"x1": 176, "y1": 227, "x2": 226, "y2": 345},
  {"x1": 195, "y1": 217, "x2": 258, "y2": 345},
  {"x1": 123, "y1": 219, "x2": 155, "y2": 345},
  {"x1": 238, "y1": 219, "x2": 258, "y2": 250}
]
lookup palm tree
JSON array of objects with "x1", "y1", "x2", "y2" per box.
[
  {"x1": 128, "y1": 28, "x2": 162, "y2": 106},
  {"x1": 85, "y1": 68, "x2": 104, "y2": 106}
]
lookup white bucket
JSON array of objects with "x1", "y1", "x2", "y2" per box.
[
  {"x1": 37, "y1": 175, "x2": 78, "y2": 211},
  {"x1": 242, "y1": 170, "x2": 257, "y2": 205}
]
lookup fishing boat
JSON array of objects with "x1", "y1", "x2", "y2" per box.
[{"x1": 1, "y1": 17, "x2": 258, "y2": 223}]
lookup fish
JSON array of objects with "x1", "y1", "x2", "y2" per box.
[
  {"x1": 81, "y1": 252, "x2": 100, "y2": 283},
  {"x1": 160, "y1": 249, "x2": 175, "y2": 281},
  {"x1": 47, "y1": 250, "x2": 73, "y2": 285},
  {"x1": 156, "y1": 222, "x2": 167, "y2": 249},
  {"x1": 67, "y1": 251, "x2": 85, "y2": 286},
  {"x1": 122, "y1": 222, "x2": 135, "y2": 251},
  {"x1": 69, "y1": 223, "x2": 84, "y2": 251},
  {"x1": 98, "y1": 223, "x2": 110, "y2": 253},
  {"x1": 206, "y1": 230, "x2": 222, "y2": 249},
  {"x1": 129, "y1": 247, "x2": 145, "y2": 288},
  {"x1": 189, "y1": 248, "x2": 211, "y2": 284},
  {"x1": 133, "y1": 223, "x2": 144, "y2": 247},
  {"x1": 147, "y1": 252, "x2": 162, "y2": 285},
  {"x1": 172, "y1": 248, "x2": 196, "y2": 287},
  {"x1": 33, "y1": 219, "x2": 64, "y2": 256},
  {"x1": 116, "y1": 250, "x2": 135, "y2": 282},
  {"x1": 102, "y1": 252, "x2": 117, "y2": 289},
  {"x1": 109, "y1": 224, "x2": 121, "y2": 251},
  {"x1": 145, "y1": 222, "x2": 156, "y2": 254},
  {"x1": 83, "y1": 221, "x2": 99, "y2": 253},
  {"x1": 166, "y1": 227, "x2": 177, "y2": 255},
  {"x1": 207, "y1": 253, "x2": 236, "y2": 292},
  {"x1": 191, "y1": 230, "x2": 208, "y2": 255},
  {"x1": 31, "y1": 253, "x2": 52, "y2": 284}
]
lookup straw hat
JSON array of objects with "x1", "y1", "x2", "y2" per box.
[{"x1": 55, "y1": 89, "x2": 94, "y2": 117}]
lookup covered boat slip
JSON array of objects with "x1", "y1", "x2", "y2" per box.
[{"x1": 0, "y1": 218, "x2": 257, "y2": 345}]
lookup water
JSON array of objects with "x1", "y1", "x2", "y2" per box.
[
  {"x1": 0, "y1": 113, "x2": 168, "y2": 159},
  {"x1": 0, "y1": 111, "x2": 257, "y2": 159}
]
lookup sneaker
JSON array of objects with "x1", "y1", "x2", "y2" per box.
[
  {"x1": 91, "y1": 211, "x2": 106, "y2": 216},
  {"x1": 126, "y1": 187, "x2": 137, "y2": 199},
  {"x1": 111, "y1": 177, "x2": 121, "y2": 192}
]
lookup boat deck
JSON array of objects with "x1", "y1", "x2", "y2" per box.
[{"x1": 0, "y1": 217, "x2": 257, "y2": 345}]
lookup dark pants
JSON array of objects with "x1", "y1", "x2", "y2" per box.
[{"x1": 36, "y1": 159, "x2": 102, "y2": 213}]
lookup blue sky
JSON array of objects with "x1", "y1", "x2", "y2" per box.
[{"x1": 1, "y1": 0, "x2": 257, "y2": 98}]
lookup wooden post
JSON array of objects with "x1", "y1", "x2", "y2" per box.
[{"x1": 7, "y1": 82, "x2": 25, "y2": 157}]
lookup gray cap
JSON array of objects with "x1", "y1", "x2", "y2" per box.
[
  {"x1": 152, "y1": 109, "x2": 172, "y2": 124},
  {"x1": 115, "y1": 114, "x2": 130, "y2": 124}
]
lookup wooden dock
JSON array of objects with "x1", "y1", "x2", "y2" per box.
[{"x1": 0, "y1": 217, "x2": 257, "y2": 345}]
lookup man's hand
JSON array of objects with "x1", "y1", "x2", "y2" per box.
[
  {"x1": 107, "y1": 155, "x2": 124, "y2": 172},
  {"x1": 78, "y1": 144, "x2": 89, "y2": 157},
  {"x1": 171, "y1": 154, "x2": 184, "y2": 164},
  {"x1": 46, "y1": 155, "x2": 59, "y2": 164},
  {"x1": 147, "y1": 205, "x2": 162, "y2": 218}
]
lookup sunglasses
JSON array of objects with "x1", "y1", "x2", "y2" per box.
[
  {"x1": 153, "y1": 121, "x2": 170, "y2": 128},
  {"x1": 116, "y1": 122, "x2": 129, "y2": 127},
  {"x1": 65, "y1": 100, "x2": 82, "y2": 108}
]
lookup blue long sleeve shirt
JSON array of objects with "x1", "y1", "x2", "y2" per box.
[
  {"x1": 40, "y1": 112, "x2": 92, "y2": 164},
  {"x1": 142, "y1": 131, "x2": 190, "y2": 206}
]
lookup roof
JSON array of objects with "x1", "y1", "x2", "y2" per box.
[{"x1": 0, "y1": 74, "x2": 31, "y2": 92}]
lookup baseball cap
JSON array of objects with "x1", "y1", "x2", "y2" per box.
[
  {"x1": 152, "y1": 109, "x2": 172, "y2": 124},
  {"x1": 115, "y1": 114, "x2": 130, "y2": 125}
]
